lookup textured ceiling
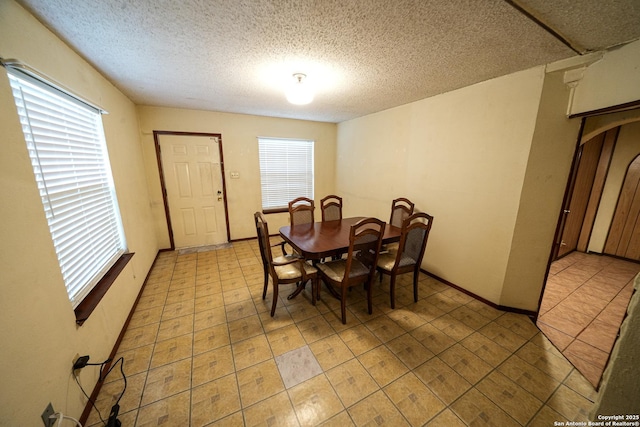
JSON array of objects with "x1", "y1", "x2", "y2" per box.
[{"x1": 14, "y1": 0, "x2": 640, "y2": 123}]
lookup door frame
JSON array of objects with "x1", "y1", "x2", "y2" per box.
[{"x1": 153, "y1": 130, "x2": 230, "y2": 250}]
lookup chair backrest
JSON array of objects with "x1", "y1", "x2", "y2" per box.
[
  {"x1": 389, "y1": 198, "x2": 415, "y2": 228},
  {"x1": 254, "y1": 211, "x2": 274, "y2": 269},
  {"x1": 289, "y1": 197, "x2": 315, "y2": 226},
  {"x1": 394, "y1": 212, "x2": 433, "y2": 270},
  {"x1": 320, "y1": 195, "x2": 342, "y2": 222},
  {"x1": 344, "y1": 217, "x2": 385, "y2": 281}
]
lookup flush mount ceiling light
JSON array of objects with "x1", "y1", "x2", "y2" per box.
[{"x1": 286, "y1": 73, "x2": 314, "y2": 105}]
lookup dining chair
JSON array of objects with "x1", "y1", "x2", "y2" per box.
[
  {"x1": 320, "y1": 195, "x2": 342, "y2": 222},
  {"x1": 254, "y1": 212, "x2": 318, "y2": 316},
  {"x1": 288, "y1": 196, "x2": 315, "y2": 226},
  {"x1": 317, "y1": 217, "x2": 385, "y2": 324},
  {"x1": 389, "y1": 197, "x2": 415, "y2": 228},
  {"x1": 377, "y1": 212, "x2": 433, "y2": 309}
]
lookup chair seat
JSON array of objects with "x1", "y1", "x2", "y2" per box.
[
  {"x1": 273, "y1": 255, "x2": 317, "y2": 280},
  {"x1": 317, "y1": 259, "x2": 369, "y2": 283},
  {"x1": 377, "y1": 252, "x2": 416, "y2": 272}
]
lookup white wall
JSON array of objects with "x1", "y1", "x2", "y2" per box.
[
  {"x1": 337, "y1": 67, "x2": 546, "y2": 306},
  {"x1": 0, "y1": 1, "x2": 158, "y2": 424},
  {"x1": 137, "y1": 106, "x2": 337, "y2": 246}
]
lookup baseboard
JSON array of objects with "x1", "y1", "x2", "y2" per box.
[{"x1": 421, "y1": 269, "x2": 538, "y2": 319}]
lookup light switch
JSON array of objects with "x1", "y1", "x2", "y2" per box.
[{"x1": 230, "y1": 172, "x2": 240, "y2": 179}]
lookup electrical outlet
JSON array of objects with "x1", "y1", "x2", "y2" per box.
[{"x1": 41, "y1": 402, "x2": 55, "y2": 427}]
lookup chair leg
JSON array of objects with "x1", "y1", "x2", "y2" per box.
[
  {"x1": 340, "y1": 286, "x2": 347, "y2": 324},
  {"x1": 413, "y1": 270, "x2": 419, "y2": 303},
  {"x1": 366, "y1": 280, "x2": 373, "y2": 315},
  {"x1": 311, "y1": 278, "x2": 317, "y2": 306},
  {"x1": 270, "y1": 282, "x2": 278, "y2": 317},
  {"x1": 389, "y1": 275, "x2": 397, "y2": 309},
  {"x1": 262, "y1": 267, "x2": 268, "y2": 300}
]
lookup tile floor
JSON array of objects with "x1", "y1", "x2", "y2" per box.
[
  {"x1": 87, "y1": 240, "x2": 598, "y2": 426},
  {"x1": 537, "y1": 251, "x2": 639, "y2": 388}
]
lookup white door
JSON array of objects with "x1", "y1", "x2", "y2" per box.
[{"x1": 159, "y1": 134, "x2": 227, "y2": 248}]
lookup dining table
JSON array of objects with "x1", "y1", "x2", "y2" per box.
[{"x1": 279, "y1": 216, "x2": 402, "y2": 299}]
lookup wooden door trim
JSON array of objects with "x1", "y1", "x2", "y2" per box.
[{"x1": 153, "y1": 130, "x2": 230, "y2": 250}]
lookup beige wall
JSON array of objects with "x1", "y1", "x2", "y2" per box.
[
  {"x1": 336, "y1": 67, "x2": 546, "y2": 306},
  {"x1": 500, "y1": 70, "x2": 581, "y2": 309},
  {"x1": 571, "y1": 39, "x2": 640, "y2": 115},
  {"x1": 137, "y1": 106, "x2": 337, "y2": 247},
  {"x1": 0, "y1": 1, "x2": 158, "y2": 425}
]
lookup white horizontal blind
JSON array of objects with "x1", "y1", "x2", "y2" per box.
[
  {"x1": 7, "y1": 70, "x2": 126, "y2": 308},
  {"x1": 258, "y1": 138, "x2": 314, "y2": 209}
]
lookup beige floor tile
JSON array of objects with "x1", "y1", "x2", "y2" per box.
[
  {"x1": 193, "y1": 323, "x2": 230, "y2": 355},
  {"x1": 225, "y1": 299, "x2": 258, "y2": 322},
  {"x1": 536, "y1": 321, "x2": 575, "y2": 351},
  {"x1": 266, "y1": 323, "x2": 307, "y2": 356},
  {"x1": 563, "y1": 369, "x2": 598, "y2": 402},
  {"x1": 413, "y1": 357, "x2": 471, "y2": 405},
  {"x1": 451, "y1": 388, "x2": 518, "y2": 426},
  {"x1": 448, "y1": 305, "x2": 493, "y2": 330},
  {"x1": 136, "y1": 292, "x2": 167, "y2": 311},
  {"x1": 141, "y1": 359, "x2": 192, "y2": 406},
  {"x1": 165, "y1": 287, "x2": 195, "y2": 305},
  {"x1": 498, "y1": 355, "x2": 560, "y2": 402},
  {"x1": 298, "y1": 314, "x2": 335, "y2": 343},
  {"x1": 339, "y1": 324, "x2": 383, "y2": 356},
  {"x1": 191, "y1": 345, "x2": 235, "y2": 387},
  {"x1": 232, "y1": 334, "x2": 273, "y2": 370},
  {"x1": 193, "y1": 306, "x2": 227, "y2": 331},
  {"x1": 412, "y1": 299, "x2": 446, "y2": 322},
  {"x1": 258, "y1": 306, "x2": 295, "y2": 331},
  {"x1": 386, "y1": 333, "x2": 435, "y2": 369},
  {"x1": 348, "y1": 390, "x2": 410, "y2": 427},
  {"x1": 194, "y1": 292, "x2": 225, "y2": 312},
  {"x1": 289, "y1": 375, "x2": 344, "y2": 425},
  {"x1": 191, "y1": 373, "x2": 241, "y2": 427},
  {"x1": 465, "y1": 299, "x2": 504, "y2": 321},
  {"x1": 425, "y1": 293, "x2": 462, "y2": 313},
  {"x1": 275, "y1": 345, "x2": 323, "y2": 389},
  {"x1": 494, "y1": 312, "x2": 540, "y2": 340},
  {"x1": 118, "y1": 323, "x2": 159, "y2": 351},
  {"x1": 309, "y1": 334, "x2": 355, "y2": 370},
  {"x1": 237, "y1": 359, "x2": 285, "y2": 407},
  {"x1": 129, "y1": 306, "x2": 164, "y2": 328},
  {"x1": 228, "y1": 314, "x2": 265, "y2": 344},
  {"x1": 431, "y1": 313, "x2": 475, "y2": 341},
  {"x1": 86, "y1": 372, "x2": 145, "y2": 426},
  {"x1": 325, "y1": 358, "x2": 379, "y2": 407},
  {"x1": 516, "y1": 341, "x2": 573, "y2": 382},
  {"x1": 528, "y1": 404, "x2": 567, "y2": 427},
  {"x1": 476, "y1": 371, "x2": 543, "y2": 425},
  {"x1": 317, "y1": 410, "x2": 356, "y2": 427},
  {"x1": 149, "y1": 333, "x2": 193, "y2": 368},
  {"x1": 386, "y1": 308, "x2": 427, "y2": 332},
  {"x1": 114, "y1": 344, "x2": 153, "y2": 376},
  {"x1": 383, "y1": 373, "x2": 445, "y2": 426},
  {"x1": 409, "y1": 323, "x2": 456, "y2": 355},
  {"x1": 223, "y1": 286, "x2": 253, "y2": 305},
  {"x1": 478, "y1": 321, "x2": 528, "y2": 352},
  {"x1": 546, "y1": 385, "x2": 593, "y2": 421},
  {"x1": 425, "y1": 409, "x2": 466, "y2": 426},
  {"x1": 364, "y1": 314, "x2": 407, "y2": 343},
  {"x1": 135, "y1": 390, "x2": 190, "y2": 427},
  {"x1": 358, "y1": 345, "x2": 409, "y2": 387},
  {"x1": 439, "y1": 343, "x2": 492, "y2": 384},
  {"x1": 460, "y1": 331, "x2": 511, "y2": 367},
  {"x1": 242, "y1": 391, "x2": 300, "y2": 427},
  {"x1": 161, "y1": 300, "x2": 195, "y2": 321},
  {"x1": 156, "y1": 313, "x2": 194, "y2": 341}
]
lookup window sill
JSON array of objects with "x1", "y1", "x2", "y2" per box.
[
  {"x1": 74, "y1": 253, "x2": 134, "y2": 325},
  {"x1": 262, "y1": 207, "x2": 288, "y2": 214}
]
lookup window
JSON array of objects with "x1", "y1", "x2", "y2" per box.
[
  {"x1": 7, "y1": 66, "x2": 127, "y2": 309},
  {"x1": 258, "y1": 137, "x2": 314, "y2": 210}
]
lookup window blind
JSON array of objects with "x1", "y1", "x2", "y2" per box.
[
  {"x1": 7, "y1": 69, "x2": 126, "y2": 308},
  {"x1": 258, "y1": 138, "x2": 314, "y2": 209}
]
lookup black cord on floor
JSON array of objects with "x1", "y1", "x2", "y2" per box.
[{"x1": 73, "y1": 357, "x2": 127, "y2": 427}]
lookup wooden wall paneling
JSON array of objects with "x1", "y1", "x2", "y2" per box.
[
  {"x1": 604, "y1": 157, "x2": 640, "y2": 255},
  {"x1": 578, "y1": 130, "x2": 617, "y2": 251}
]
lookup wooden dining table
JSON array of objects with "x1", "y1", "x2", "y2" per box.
[{"x1": 279, "y1": 217, "x2": 402, "y2": 299}]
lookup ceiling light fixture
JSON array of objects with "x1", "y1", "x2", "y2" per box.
[{"x1": 286, "y1": 73, "x2": 314, "y2": 105}]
